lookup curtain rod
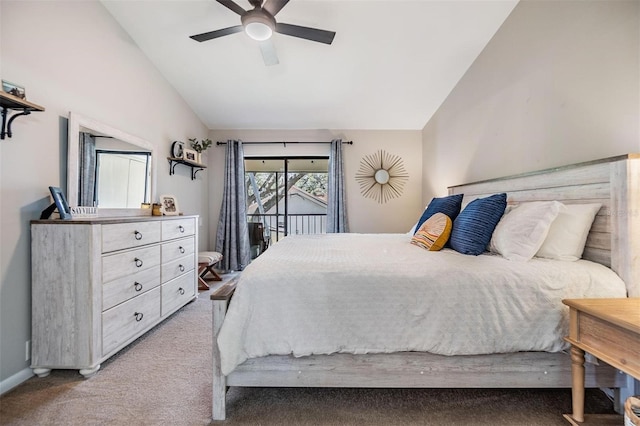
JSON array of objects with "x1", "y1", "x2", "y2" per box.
[{"x1": 216, "y1": 140, "x2": 353, "y2": 146}]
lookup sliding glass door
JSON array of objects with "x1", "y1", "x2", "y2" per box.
[{"x1": 245, "y1": 157, "x2": 328, "y2": 257}]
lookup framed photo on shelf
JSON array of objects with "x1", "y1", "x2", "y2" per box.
[
  {"x1": 159, "y1": 194, "x2": 179, "y2": 216},
  {"x1": 183, "y1": 148, "x2": 198, "y2": 163},
  {"x1": 2, "y1": 80, "x2": 26, "y2": 99}
]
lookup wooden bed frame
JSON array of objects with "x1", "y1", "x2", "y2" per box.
[{"x1": 210, "y1": 154, "x2": 639, "y2": 421}]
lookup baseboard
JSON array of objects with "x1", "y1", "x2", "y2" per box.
[{"x1": 0, "y1": 367, "x2": 34, "y2": 395}]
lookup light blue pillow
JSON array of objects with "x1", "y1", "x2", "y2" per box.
[
  {"x1": 413, "y1": 194, "x2": 464, "y2": 235},
  {"x1": 449, "y1": 193, "x2": 507, "y2": 255}
]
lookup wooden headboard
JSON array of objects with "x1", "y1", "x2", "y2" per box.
[{"x1": 448, "y1": 154, "x2": 639, "y2": 297}]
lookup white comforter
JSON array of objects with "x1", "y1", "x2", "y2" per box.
[{"x1": 217, "y1": 233, "x2": 627, "y2": 375}]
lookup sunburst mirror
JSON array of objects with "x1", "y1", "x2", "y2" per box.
[{"x1": 355, "y1": 150, "x2": 409, "y2": 203}]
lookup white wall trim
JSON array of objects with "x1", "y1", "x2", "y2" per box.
[{"x1": 0, "y1": 367, "x2": 34, "y2": 395}]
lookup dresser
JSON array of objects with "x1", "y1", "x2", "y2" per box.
[{"x1": 30, "y1": 215, "x2": 198, "y2": 378}]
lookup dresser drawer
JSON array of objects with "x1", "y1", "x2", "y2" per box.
[
  {"x1": 161, "y1": 255, "x2": 195, "y2": 283},
  {"x1": 102, "y1": 245, "x2": 161, "y2": 283},
  {"x1": 162, "y1": 271, "x2": 196, "y2": 316},
  {"x1": 102, "y1": 221, "x2": 161, "y2": 253},
  {"x1": 162, "y1": 218, "x2": 196, "y2": 241},
  {"x1": 162, "y1": 237, "x2": 195, "y2": 264},
  {"x1": 102, "y1": 266, "x2": 161, "y2": 311},
  {"x1": 102, "y1": 286, "x2": 161, "y2": 355}
]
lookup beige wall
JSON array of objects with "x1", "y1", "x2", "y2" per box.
[
  {"x1": 207, "y1": 129, "x2": 423, "y2": 245},
  {"x1": 422, "y1": 0, "x2": 640, "y2": 202},
  {"x1": 0, "y1": 1, "x2": 208, "y2": 390}
]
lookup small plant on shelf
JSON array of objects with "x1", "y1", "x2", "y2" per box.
[{"x1": 189, "y1": 138, "x2": 213, "y2": 153}]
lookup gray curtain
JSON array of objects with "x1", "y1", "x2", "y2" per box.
[
  {"x1": 216, "y1": 140, "x2": 251, "y2": 271},
  {"x1": 79, "y1": 132, "x2": 96, "y2": 206},
  {"x1": 327, "y1": 138, "x2": 349, "y2": 233}
]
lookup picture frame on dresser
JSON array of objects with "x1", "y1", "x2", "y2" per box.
[
  {"x1": 160, "y1": 194, "x2": 179, "y2": 216},
  {"x1": 39, "y1": 186, "x2": 72, "y2": 220}
]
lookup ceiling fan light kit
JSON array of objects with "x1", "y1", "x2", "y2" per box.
[
  {"x1": 241, "y1": 9, "x2": 276, "y2": 41},
  {"x1": 190, "y1": 0, "x2": 336, "y2": 65}
]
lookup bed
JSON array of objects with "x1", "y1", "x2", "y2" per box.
[{"x1": 210, "y1": 154, "x2": 639, "y2": 421}]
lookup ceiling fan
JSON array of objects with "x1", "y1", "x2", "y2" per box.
[{"x1": 189, "y1": 0, "x2": 336, "y2": 66}]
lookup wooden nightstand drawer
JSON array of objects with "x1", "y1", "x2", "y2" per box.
[{"x1": 578, "y1": 313, "x2": 640, "y2": 378}]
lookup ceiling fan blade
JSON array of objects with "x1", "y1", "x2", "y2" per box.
[
  {"x1": 216, "y1": 0, "x2": 246, "y2": 16},
  {"x1": 190, "y1": 25, "x2": 243, "y2": 42},
  {"x1": 262, "y1": 0, "x2": 289, "y2": 16},
  {"x1": 259, "y1": 40, "x2": 279, "y2": 66},
  {"x1": 275, "y1": 23, "x2": 336, "y2": 45}
]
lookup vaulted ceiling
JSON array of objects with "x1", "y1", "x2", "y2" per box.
[{"x1": 102, "y1": 0, "x2": 518, "y2": 130}]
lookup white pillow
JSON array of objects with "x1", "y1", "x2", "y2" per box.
[
  {"x1": 536, "y1": 203, "x2": 602, "y2": 261},
  {"x1": 490, "y1": 201, "x2": 563, "y2": 261}
]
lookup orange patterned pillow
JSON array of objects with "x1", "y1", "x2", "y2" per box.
[{"x1": 411, "y1": 212, "x2": 452, "y2": 251}]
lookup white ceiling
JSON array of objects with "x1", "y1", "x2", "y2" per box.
[{"x1": 102, "y1": 0, "x2": 518, "y2": 130}]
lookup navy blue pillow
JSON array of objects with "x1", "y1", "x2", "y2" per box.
[
  {"x1": 414, "y1": 194, "x2": 464, "y2": 235},
  {"x1": 449, "y1": 193, "x2": 507, "y2": 255}
]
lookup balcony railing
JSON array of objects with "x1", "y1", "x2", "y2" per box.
[{"x1": 247, "y1": 213, "x2": 327, "y2": 244}]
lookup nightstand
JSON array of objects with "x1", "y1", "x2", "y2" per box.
[{"x1": 562, "y1": 298, "x2": 640, "y2": 425}]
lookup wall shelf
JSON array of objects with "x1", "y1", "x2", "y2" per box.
[
  {"x1": 0, "y1": 91, "x2": 45, "y2": 140},
  {"x1": 167, "y1": 157, "x2": 206, "y2": 180}
]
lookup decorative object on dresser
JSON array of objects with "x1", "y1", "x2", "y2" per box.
[
  {"x1": 30, "y1": 215, "x2": 199, "y2": 378},
  {"x1": 40, "y1": 186, "x2": 72, "y2": 220},
  {"x1": 159, "y1": 194, "x2": 179, "y2": 216},
  {"x1": 69, "y1": 206, "x2": 99, "y2": 218},
  {"x1": 355, "y1": 149, "x2": 409, "y2": 203}
]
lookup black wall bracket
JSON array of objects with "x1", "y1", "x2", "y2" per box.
[
  {"x1": 0, "y1": 92, "x2": 45, "y2": 140},
  {"x1": 167, "y1": 157, "x2": 206, "y2": 180},
  {"x1": 1, "y1": 107, "x2": 31, "y2": 140}
]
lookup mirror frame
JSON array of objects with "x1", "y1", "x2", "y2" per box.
[{"x1": 67, "y1": 112, "x2": 156, "y2": 217}]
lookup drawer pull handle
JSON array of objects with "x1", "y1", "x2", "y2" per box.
[
  {"x1": 134, "y1": 312, "x2": 144, "y2": 322},
  {"x1": 179, "y1": 246, "x2": 185, "y2": 254},
  {"x1": 134, "y1": 231, "x2": 143, "y2": 240},
  {"x1": 134, "y1": 282, "x2": 143, "y2": 292},
  {"x1": 179, "y1": 264, "x2": 185, "y2": 272},
  {"x1": 179, "y1": 287, "x2": 185, "y2": 295},
  {"x1": 134, "y1": 258, "x2": 143, "y2": 268},
  {"x1": 178, "y1": 225, "x2": 185, "y2": 233}
]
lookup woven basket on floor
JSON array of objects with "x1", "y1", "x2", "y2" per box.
[{"x1": 625, "y1": 396, "x2": 640, "y2": 426}]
